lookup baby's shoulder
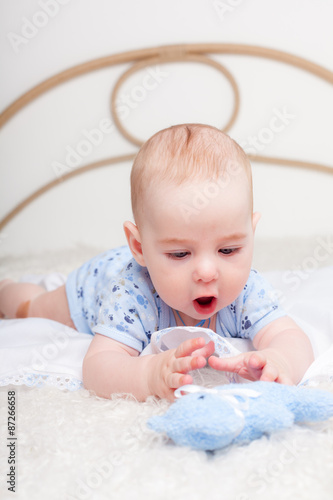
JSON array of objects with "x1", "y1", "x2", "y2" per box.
[
  {"x1": 245, "y1": 269, "x2": 271, "y2": 290},
  {"x1": 111, "y1": 257, "x2": 154, "y2": 294},
  {"x1": 232, "y1": 269, "x2": 277, "y2": 306}
]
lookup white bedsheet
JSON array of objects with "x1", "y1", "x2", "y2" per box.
[{"x1": 0, "y1": 267, "x2": 332, "y2": 390}]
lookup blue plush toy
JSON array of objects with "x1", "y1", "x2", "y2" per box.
[{"x1": 148, "y1": 381, "x2": 333, "y2": 451}]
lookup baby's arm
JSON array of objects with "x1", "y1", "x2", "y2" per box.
[
  {"x1": 208, "y1": 316, "x2": 314, "y2": 385},
  {"x1": 83, "y1": 334, "x2": 215, "y2": 401}
]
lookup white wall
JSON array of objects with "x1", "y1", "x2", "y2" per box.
[{"x1": 0, "y1": 0, "x2": 332, "y2": 256}]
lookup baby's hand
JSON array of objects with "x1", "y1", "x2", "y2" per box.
[
  {"x1": 147, "y1": 338, "x2": 215, "y2": 401},
  {"x1": 208, "y1": 348, "x2": 293, "y2": 385}
]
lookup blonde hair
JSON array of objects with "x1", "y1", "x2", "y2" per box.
[{"x1": 130, "y1": 123, "x2": 252, "y2": 224}]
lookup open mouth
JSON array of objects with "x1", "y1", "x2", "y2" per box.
[{"x1": 193, "y1": 296, "x2": 217, "y2": 315}]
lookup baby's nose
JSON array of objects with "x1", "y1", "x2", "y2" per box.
[{"x1": 193, "y1": 259, "x2": 218, "y2": 282}]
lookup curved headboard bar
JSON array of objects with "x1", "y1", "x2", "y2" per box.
[
  {"x1": 248, "y1": 155, "x2": 333, "y2": 176},
  {"x1": 0, "y1": 154, "x2": 331, "y2": 233},
  {"x1": 1, "y1": 43, "x2": 333, "y2": 128},
  {"x1": 110, "y1": 53, "x2": 240, "y2": 145},
  {"x1": 0, "y1": 154, "x2": 136, "y2": 232},
  {"x1": 1, "y1": 43, "x2": 333, "y2": 231}
]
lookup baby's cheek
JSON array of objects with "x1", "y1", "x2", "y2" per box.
[
  {"x1": 157, "y1": 278, "x2": 184, "y2": 308},
  {"x1": 222, "y1": 274, "x2": 247, "y2": 305}
]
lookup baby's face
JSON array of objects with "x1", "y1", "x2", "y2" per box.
[{"x1": 137, "y1": 170, "x2": 258, "y2": 326}]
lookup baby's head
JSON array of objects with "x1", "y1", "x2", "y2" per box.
[
  {"x1": 124, "y1": 124, "x2": 260, "y2": 325},
  {"x1": 130, "y1": 123, "x2": 253, "y2": 228}
]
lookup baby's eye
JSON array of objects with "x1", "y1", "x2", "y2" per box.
[
  {"x1": 219, "y1": 248, "x2": 236, "y2": 255},
  {"x1": 168, "y1": 251, "x2": 189, "y2": 259}
]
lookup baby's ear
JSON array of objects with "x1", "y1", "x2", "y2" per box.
[
  {"x1": 123, "y1": 221, "x2": 146, "y2": 266},
  {"x1": 252, "y1": 212, "x2": 261, "y2": 232}
]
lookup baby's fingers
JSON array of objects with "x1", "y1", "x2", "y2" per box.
[
  {"x1": 259, "y1": 362, "x2": 293, "y2": 385},
  {"x1": 259, "y1": 362, "x2": 279, "y2": 382},
  {"x1": 173, "y1": 353, "x2": 207, "y2": 374},
  {"x1": 191, "y1": 340, "x2": 216, "y2": 358},
  {"x1": 208, "y1": 352, "x2": 245, "y2": 372},
  {"x1": 174, "y1": 337, "x2": 207, "y2": 359},
  {"x1": 208, "y1": 352, "x2": 265, "y2": 381},
  {"x1": 249, "y1": 353, "x2": 291, "y2": 383},
  {"x1": 163, "y1": 372, "x2": 194, "y2": 401},
  {"x1": 167, "y1": 372, "x2": 193, "y2": 390}
]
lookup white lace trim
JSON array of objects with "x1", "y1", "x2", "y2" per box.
[
  {"x1": 0, "y1": 373, "x2": 83, "y2": 391},
  {"x1": 1, "y1": 372, "x2": 332, "y2": 392}
]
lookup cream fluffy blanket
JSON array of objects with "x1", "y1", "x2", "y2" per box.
[{"x1": 0, "y1": 244, "x2": 333, "y2": 500}]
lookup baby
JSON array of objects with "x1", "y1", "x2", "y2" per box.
[{"x1": 0, "y1": 124, "x2": 314, "y2": 401}]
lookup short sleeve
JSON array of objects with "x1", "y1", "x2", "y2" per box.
[
  {"x1": 92, "y1": 260, "x2": 159, "y2": 352},
  {"x1": 217, "y1": 269, "x2": 286, "y2": 340}
]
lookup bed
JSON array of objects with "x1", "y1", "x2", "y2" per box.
[{"x1": 0, "y1": 43, "x2": 333, "y2": 500}]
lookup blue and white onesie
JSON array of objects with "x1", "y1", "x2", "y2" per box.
[{"x1": 65, "y1": 246, "x2": 286, "y2": 353}]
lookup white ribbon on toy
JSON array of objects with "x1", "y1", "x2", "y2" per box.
[{"x1": 174, "y1": 385, "x2": 261, "y2": 440}]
